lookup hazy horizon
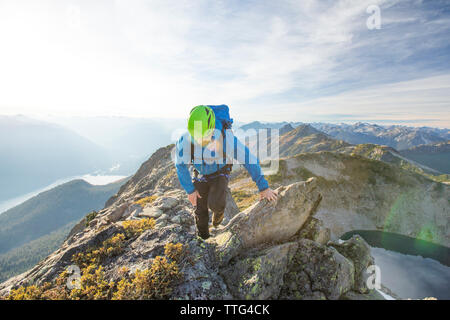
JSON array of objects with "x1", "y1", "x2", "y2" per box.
[{"x1": 1, "y1": 113, "x2": 449, "y2": 130}]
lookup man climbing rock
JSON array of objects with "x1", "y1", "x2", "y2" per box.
[{"x1": 175, "y1": 105, "x2": 278, "y2": 240}]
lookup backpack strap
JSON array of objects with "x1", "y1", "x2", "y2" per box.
[
  {"x1": 190, "y1": 141, "x2": 199, "y2": 178},
  {"x1": 221, "y1": 123, "x2": 232, "y2": 171}
]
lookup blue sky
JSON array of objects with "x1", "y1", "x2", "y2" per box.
[{"x1": 0, "y1": 0, "x2": 449, "y2": 127}]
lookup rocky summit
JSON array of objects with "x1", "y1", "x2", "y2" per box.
[{"x1": 0, "y1": 144, "x2": 385, "y2": 300}]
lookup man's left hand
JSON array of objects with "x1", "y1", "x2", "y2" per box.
[{"x1": 260, "y1": 188, "x2": 278, "y2": 202}]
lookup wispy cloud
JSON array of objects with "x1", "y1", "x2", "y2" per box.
[
  {"x1": 0, "y1": 0, "x2": 449, "y2": 127},
  {"x1": 272, "y1": 74, "x2": 450, "y2": 128}
]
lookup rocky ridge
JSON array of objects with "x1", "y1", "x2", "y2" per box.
[{"x1": 0, "y1": 144, "x2": 383, "y2": 300}]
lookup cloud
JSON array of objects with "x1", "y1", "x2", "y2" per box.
[
  {"x1": 270, "y1": 74, "x2": 450, "y2": 128},
  {"x1": 0, "y1": 0, "x2": 449, "y2": 127}
]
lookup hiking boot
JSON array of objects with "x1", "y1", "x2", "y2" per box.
[
  {"x1": 197, "y1": 231, "x2": 210, "y2": 240},
  {"x1": 212, "y1": 211, "x2": 224, "y2": 228}
]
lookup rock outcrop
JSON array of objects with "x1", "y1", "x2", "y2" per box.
[
  {"x1": 260, "y1": 151, "x2": 449, "y2": 246},
  {"x1": 213, "y1": 179, "x2": 322, "y2": 266},
  {"x1": 329, "y1": 235, "x2": 375, "y2": 294},
  {"x1": 0, "y1": 145, "x2": 384, "y2": 300}
]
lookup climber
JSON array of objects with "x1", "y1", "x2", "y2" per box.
[{"x1": 174, "y1": 105, "x2": 278, "y2": 240}]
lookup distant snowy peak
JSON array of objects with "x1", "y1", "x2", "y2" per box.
[
  {"x1": 240, "y1": 120, "x2": 448, "y2": 149},
  {"x1": 309, "y1": 122, "x2": 449, "y2": 150},
  {"x1": 238, "y1": 121, "x2": 303, "y2": 131}
]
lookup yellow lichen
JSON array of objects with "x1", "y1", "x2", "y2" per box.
[
  {"x1": 122, "y1": 218, "x2": 156, "y2": 238},
  {"x1": 112, "y1": 256, "x2": 181, "y2": 300},
  {"x1": 5, "y1": 241, "x2": 184, "y2": 301},
  {"x1": 134, "y1": 195, "x2": 158, "y2": 207},
  {"x1": 72, "y1": 233, "x2": 126, "y2": 269},
  {"x1": 164, "y1": 243, "x2": 184, "y2": 262}
]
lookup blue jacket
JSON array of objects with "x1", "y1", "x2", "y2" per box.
[{"x1": 174, "y1": 121, "x2": 269, "y2": 194}]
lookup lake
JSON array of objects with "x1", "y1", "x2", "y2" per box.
[{"x1": 341, "y1": 230, "x2": 450, "y2": 300}]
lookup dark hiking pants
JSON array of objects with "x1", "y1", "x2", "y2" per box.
[{"x1": 193, "y1": 175, "x2": 229, "y2": 239}]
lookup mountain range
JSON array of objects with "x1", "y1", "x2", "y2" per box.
[
  {"x1": 310, "y1": 122, "x2": 450, "y2": 150},
  {"x1": 0, "y1": 124, "x2": 448, "y2": 299},
  {"x1": 239, "y1": 121, "x2": 449, "y2": 151},
  {"x1": 230, "y1": 124, "x2": 449, "y2": 246},
  {"x1": 0, "y1": 145, "x2": 383, "y2": 300},
  {"x1": 49, "y1": 116, "x2": 186, "y2": 175},
  {"x1": 0, "y1": 178, "x2": 126, "y2": 282},
  {"x1": 0, "y1": 116, "x2": 113, "y2": 201},
  {"x1": 0, "y1": 118, "x2": 448, "y2": 300},
  {"x1": 0, "y1": 115, "x2": 186, "y2": 203},
  {"x1": 242, "y1": 121, "x2": 449, "y2": 177},
  {"x1": 399, "y1": 141, "x2": 450, "y2": 174}
]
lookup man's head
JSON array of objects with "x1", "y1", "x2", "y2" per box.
[{"x1": 188, "y1": 105, "x2": 215, "y2": 146}]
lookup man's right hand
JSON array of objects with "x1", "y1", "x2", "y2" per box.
[{"x1": 188, "y1": 190, "x2": 202, "y2": 206}]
